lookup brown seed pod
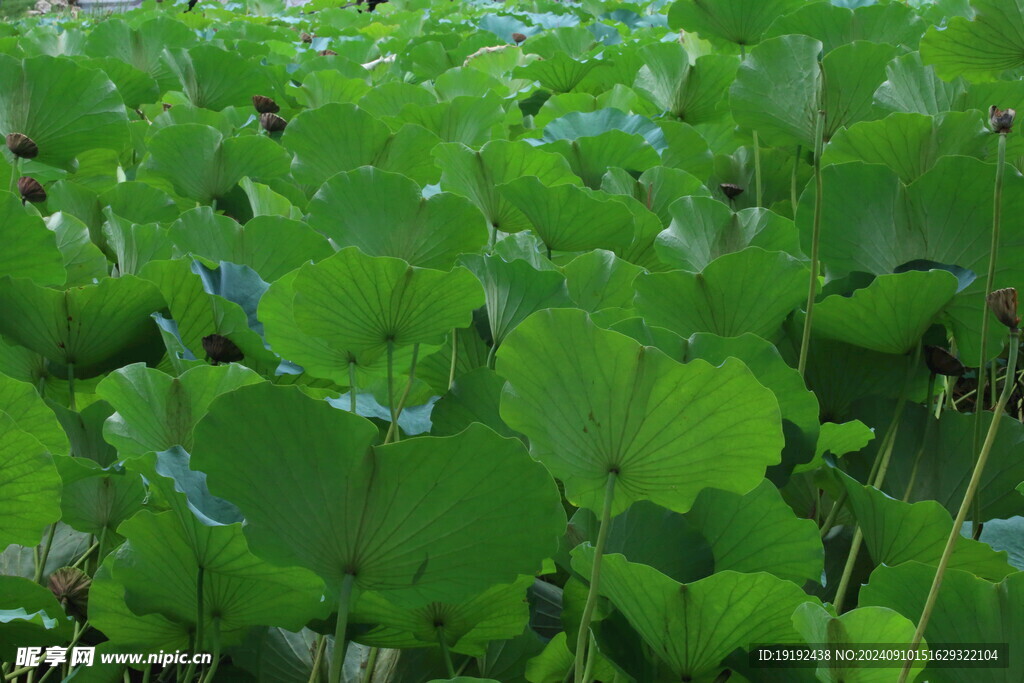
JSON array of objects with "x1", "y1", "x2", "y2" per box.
[
  {"x1": 17, "y1": 177, "x2": 46, "y2": 203},
  {"x1": 512, "y1": 32, "x2": 526, "y2": 43},
  {"x1": 259, "y1": 112, "x2": 287, "y2": 133},
  {"x1": 924, "y1": 345, "x2": 966, "y2": 377},
  {"x1": 48, "y1": 567, "x2": 91, "y2": 621},
  {"x1": 162, "y1": 103, "x2": 173, "y2": 111},
  {"x1": 318, "y1": 49, "x2": 337, "y2": 56},
  {"x1": 252, "y1": 94, "x2": 280, "y2": 114},
  {"x1": 987, "y1": 287, "x2": 1020, "y2": 329},
  {"x1": 989, "y1": 105, "x2": 1015, "y2": 133},
  {"x1": 202, "y1": 334, "x2": 244, "y2": 365},
  {"x1": 301, "y1": 32, "x2": 313, "y2": 43},
  {"x1": 719, "y1": 183, "x2": 744, "y2": 200},
  {"x1": 6, "y1": 132, "x2": 38, "y2": 159}
]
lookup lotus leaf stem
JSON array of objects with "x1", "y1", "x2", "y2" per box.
[
  {"x1": 308, "y1": 636, "x2": 326, "y2": 683},
  {"x1": 437, "y1": 626, "x2": 455, "y2": 677},
  {"x1": 33, "y1": 524, "x2": 57, "y2": 585},
  {"x1": 573, "y1": 472, "x2": 617, "y2": 683},
  {"x1": 199, "y1": 619, "x2": 221, "y2": 683},
  {"x1": 448, "y1": 329, "x2": 458, "y2": 390},
  {"x1": 797, "y1": 110, "x2": 826, "y2": 378},
  {"x1": 384, "y1": 343, "x2": 420, "y2": 444},
  {"x1": 791, "y1": 145, "x2": 801, "y2": 213},
  {"x1": 360, "y1": 647, "x2": 378, "y2": 683},
  {"x1": 753, "y1": 131, "x2": 762, "y2": 207},
  {"x1": 898, "y1": 329, "x2": 1020, "y2": 683},
  {"x1": 902, "y1": 372, "x2": 938, "y2": 502},
  {"x1": 348, "y1": 361, "x2": 357, "y2": 414},
  {"x1": 329, "y1": 573, "x2": 356, "y2": 683},
  {"x1": 183, "y1": 565, "x2": 205, "y2": 682}
]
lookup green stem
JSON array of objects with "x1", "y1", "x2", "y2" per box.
[
  {"x1": 437, "y1": 627, "x2": 455, "y2": 678},
  {"x1": 33, "y1": 524, "x2": 57, "y2": 584},
  {"x1": 384, "y1": 344, "x2": 420, "y2": 444},
  {"x1": 573, "y1": 473, "x2": 617, "y2": 683},
  {"x1": 797, "y1": 110, "x2": 826, "y2": 378},
  {"x1": 448, "y1": 329, "x2": 458, "y2": 391},
  {"x1": 818, "y1": 491, "x2": 847, "y2": 538},
  {"x1": 361, "y1": 647, "x2": 378, "y2": 683},
  {"x1": 971, "y1": 130, "x2": 1007, "y2": 536},
  {"x1": 386, "y1": 341, "x2": 397, "y2": 431},
  {"x1": 199, "y1": 619, "x2": 221, "y2": 683},
  {"x1": 67, "y1": 362, "x2": 76, "y2": 413},
  {"x1": 581, "y1": 631, "x2": 598, "y2": 683},
  {"x1": 902, "y1": 373, "x2": 938, "y2": 503},
  {"x1": 897, "y1": 329, "x2": 1020, "y2": 683},
  {"x1": 8, "y1": 157, "x2": 18, "y2": 196},
  {"x1": 791, "y1": 145, "x2": 802, "y2": 213},
  {"x1": 38, "y1": 621, "x2": 90, "y2": 683},
  {"x1": 348, "y1": 361, "x2": 357, "y2": 414},
  {"x1": 752, "y1": 131, "x2": 762, "y2": 207},
  {"x1": 5, "y1": 666, "x2": 35, "y2": 681},
  {"x1": 868, "y1": 343, "x2": 922, "y2": 490},
  {"x1": 308, "y1": 636, "x2": 326, "y2": 683},
  {"x1": 69, "y1": 541, "x2": 99, "y2": 570},
  {"x1": 93, "y1": 525, "x2": 108, "y2": 575},
  {"x1": 183, "y1": 565, "x2": 205, "y2": 683},
  {"x1": 328, "y1": 574, "x2": 356, "y2": 683},
  {"x1": 486, "y1": 341, "x2": 497, "y2": 370},
  {"x1": 143, "y1": 664, "x2": 152, "y2": 683}
]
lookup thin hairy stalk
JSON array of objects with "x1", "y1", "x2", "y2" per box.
[
  {"x1": 386, "y1": 341, "x2": 397, "y2": 430},
  {"x1": 308, "y1": 637, "x2": 326, "y2": 683},
  {"x1": 897, "y1": 330, "x2": 1019, "y2": 683},
  {"x1": 361, "y1": 648, "x2": 379, "y2": 683},
  {"x1": 199, "y1": 619, "x2": 221, "y2": 683},
  {"x1": 384, "y1": 344, "x2": 420, "y2": 444},
  {"x1": 182, "y1": 566, "x2": 205, "y2": 682},
  {"x1": 437, "y1": 627, "x2": 455, "y2": 677},
  {"x1": 348, "y1": 361, "x2": 357, "y2": 414},
  {"x1": 902, "y1": 373, "x2": 939, "y2": 502},
  {"x1": 328, "y1": 574, "x2": 356, "y2": 683},
  {"x1": 797, "y1": 110, "x2": 827, "y2": 377},
  {"x1": 791, "y1": 145, "x2": 802, "y2": 212},
  {"x1": 753, "y1": 131, "x2": 763, "y2": 207},
  {"x1": 573, "y1": 473, "x2": 617, "y2": 683},
  {"x1": 33, "y1": 524, "x2": 57, "y2": 584},
  {"x1": 448, "y1": 329, "x2": 458, "y2": 390}
]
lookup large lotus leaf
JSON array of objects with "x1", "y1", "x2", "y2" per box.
[
  {"x1": 292, "y1": 247, "x2": 485, "y2": 356},
  {"x1": 433, "y1": 140, "x2": 580, "y2": 235},
  {"x1": 512, "y1": 53, "x2": 598, "y2": 93},
  {"x1": 791, "y1": 603, "x2": 925, "y2": 683},
  {"x1": 84, "y1": 17, "x2": 195, "y2": 93},
  {"x1": 850, "y1": 402, "x2": 1024, "y2": 522},
  {"x1": 572, "y1": 548, "x2": 818, "y2": 680},
  {"x1": 430, "y1": 368, "x2": 517, "y2": 439},
  {"x1": 351, "y1": 576, "x2": 533, "y2": 656},
  {"x1": 600, "y1": 166, "x2": 710, "y2": 227},
  {"x1": 163, "y1": 44, "x2": 270, "y2": 111},
  {"x1": 460, "y1": 254, "x2": 573, "y2": 350},
  {"x1": 668, "y1": 0, "x2": 804, "y2": 46},
  {"x1": 113, "y1": 509, "x2": 326, "y2": 647},
  {"x1": 764, "y1": 1, "x2": 924, "y2": 53},
  {"x1": 53, "y1": 454, "x2": 144, "y2": 539},
  {"x1": 655, "y1": 197, "x2": 801, "y2": 271},
  {"x1": 398, "y1": 95, "x2": 505, "y2": 147},
  {"x1": 45, "y1": 213, "x2": 109, "y2": 288},
  {"x1": 498, "y1": 308, "x2": 783, "y2": 515},
  {"x1": 169, "y1": 208, "x2": 331, "y2": 282},
  {"x1": 102, "y1": 214, "x2": 174, "y2": 278},
  {"x1": 0, "y1": 55, "x2": 129, "y2": 171},
  {"x1": 689, "y1": 479, "x2": 823, "y2": 584},
  {"x1": 562, "y1": 249, "x2": 642, "y2": 312},
  {"x1": 145, "y1": 124, "x2": 290, "y2": 203},
  {"x1": 0, "y1": 275, "x2": 164, "y2": 375},
  {"x1": 496, "y1": 177, "x2": 635, "y2": 253},
  {"x1": 861, "y1": 563, "x2": 1024, "y2": 683},
  {"x1": 0, "y1": 413, "x2": 61, "y2": 548},
  {"x1": 89, "y1": 563, "x2": 190, "y2": 653},
  {"x1": 192, "y1": 384, "x2": 565, "y2": 604},
  {"x1": 834, "y1": 469, "x2": 1014, "y2": 581},
  {"x1": 282, "y1": 104, "x2": 439, "y2": 191},
  {"x1": 139, "y1": 259, "x2": 278, "y2": 373},
  {"x1": 0, "y1": 575, "x2": 75, "y2": 658},
  {"x1": 873, "y1": 52, "x2": 968, "y2": 116},
  {"x1": 920, "y1": 0, "x2": 1024, "y2": 81},
  {"x1": 635, "y1": 248, "x2": 808, "y2": 339},
  {"x1": 96, "y1": 362, "x2": 262, "y2": 457},
  {"x1": 0, "y1": 192, "x2": 65, "y2": 286},
  {"x1": 821, "y1": 40, "x2": 901, "y2": 131},
  {"x1": 796, "y1": 156, "x2": 1024, "y2": 362},
  {"x1": 823, "y1": 112, "x2": 988, "y2": 183},
  {"x1": 0, "y1": 371, "x2": 67, "y2": 454},
  {"x1": 541, "y1": 132, "x2": 661, "y2": 190},
  {"x1": 100, "y1": 182, "x2": 179, "y2": 225},
  {"x1": 84, "y1": 56, "x2": 159, "y2": 110},
  {"x1": 307, "y1": 168, "x2": 487, "y2": 270},
  {"x1": 812, "y1": 270, "x2": 959, "y2": 355},
  {"x1": 633, "y1": 43, "x2": 737, "y2": 125}
]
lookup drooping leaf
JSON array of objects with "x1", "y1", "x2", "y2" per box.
[{"x1": 0, "y1": 414, "x2": 61, "y2": 548}]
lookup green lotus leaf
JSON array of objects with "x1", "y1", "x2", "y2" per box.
[
  {"x1": 0, "y1": 54, "x2": 129, "y2": 171},
  {"x1": 668, "y1": 0, "x2": 804, "y2": 46},
  {"x1": 282, "y1": 103, "x2": 440, "y2": 190},
  {"x1": 307, "y1": 167, "x2": 487, "y2": 270},
  {"x1": 145, "y1": 124, "x2": 290, "y2": 203},
  {"x1": 46, "y1": 212, "x2": 109, "y2": 287},
  {"x1": 433, "y1": 140, "x2": 580, "y2": 236},
  {"x1": 834, "y1": 469, "x2": 1014, "y2": 581},
  {"x1": 824, "y1": 112, "x2": 988, "y2": 183},
  {"x1": 572, "y1": 547, "x2": 819, "y2": 680},
  {"x1": 792, "y1": 603, "x2": 926, "y2": 683},
  {"x1": 102, "y1": 212, "x2": 174, "y2": 277},
  {"x1": 635, "y1": 247, "x2": 808, "y2": 339},
  {"x1": 0, "y1": 275, "x2": 164, "y2": 376},
  {"x1": 163, "y1": 44, "x2": 271, "y2": 111},
  {"x1": 112, "y1": 508, "x2": 326, "y2": 647},
  {"x1": 0, "y1": 191, "x2": 65, "y2": 286},
  {"x1": 460, "y1": 254, "x2": 573, "y2": 351},
  {"x1": 239, "y1": 177, "x2": 302, "y2": 220},
  {"x1": 764, "y1": 1, "x2": 924, "y2": 53},
  {"x1": 655, "y1": 197, "x2": 800, "y2": 271},
  {"x1": 0, "y1": 371, "x2": 67, "y2": 454},
  {"x1": 689, "y1": 479, "x2": 823, "y2": 584},
  {"x1": 192, "y1": 384, "x2": 565, "y2": 604},
  {"x1": 84, "y1": 56, "x2": 160, "y2": 110},
  {"x1": 812, "y1": 270, "x2": 959, "y2": 355},
  {"x1": 96, "y1": 362, "x2": 262, "y2": 457},
  {"x1": 100, "y1": 181, "x2": 179, "y2": 225},
  {"x1": 496, "y1": 177, "x2": 636, "y2": 254},
  {"x1": 53, "y1": 454, "x2": 144, "y2": 540},
  {"x1": 0, "y1": 576, "x2": 75, "y2": 658},
  {"x1": 498, "y1": 308, "x2": 783, "y2": 515},
  {"x1": 169, "y1": 207, "x2": 332, "y2": 282},
  {"x1": 920, "y1": 0, "x2": 1024, "y2": 81},
  {"x1": 562, "y1": 249, "x2": 642, "y2": 313},
  {"x1": 352, "y1": 576, "x2": 533, "y2": 655},
  {"x1": 861, "y1": 563, "x2": 1024, "y2": 680},
  {"x1": 84, "y1": 17, "x2": 195, "y2": 93},
  {"x1": 600, "y1": 166, "x2": 710, "y2": 227},
  {"x1": 633, "y1": 43, "x2": 737, "y2": 125},
  {"x1": 0, "y1": 413, "x2": 61, "y2": 548},
  {"x1": 796, "y1": 156, "x2": 1024, "y2": 362},
  {"x1": 541, "y1": 131, "x2": 661, "y2": 190},
  {"x1": 398, "y1": 94, "x2": 505, "y2": 146},
  {"x1": 89, "y1": 561, "x2": 190, "y2": 652},
  {"x1": 292, "y1": 247, "x2": 485, "y2": 356},
  {"x1": 511, "y1": 53, "x2": 598, "y2": 93},
  {"x1": 430, "y1": 367, "x2": 517, "y2": 439},
  {"x1": 873, "y1": 51, "x2": 967, "y2": 116}
]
